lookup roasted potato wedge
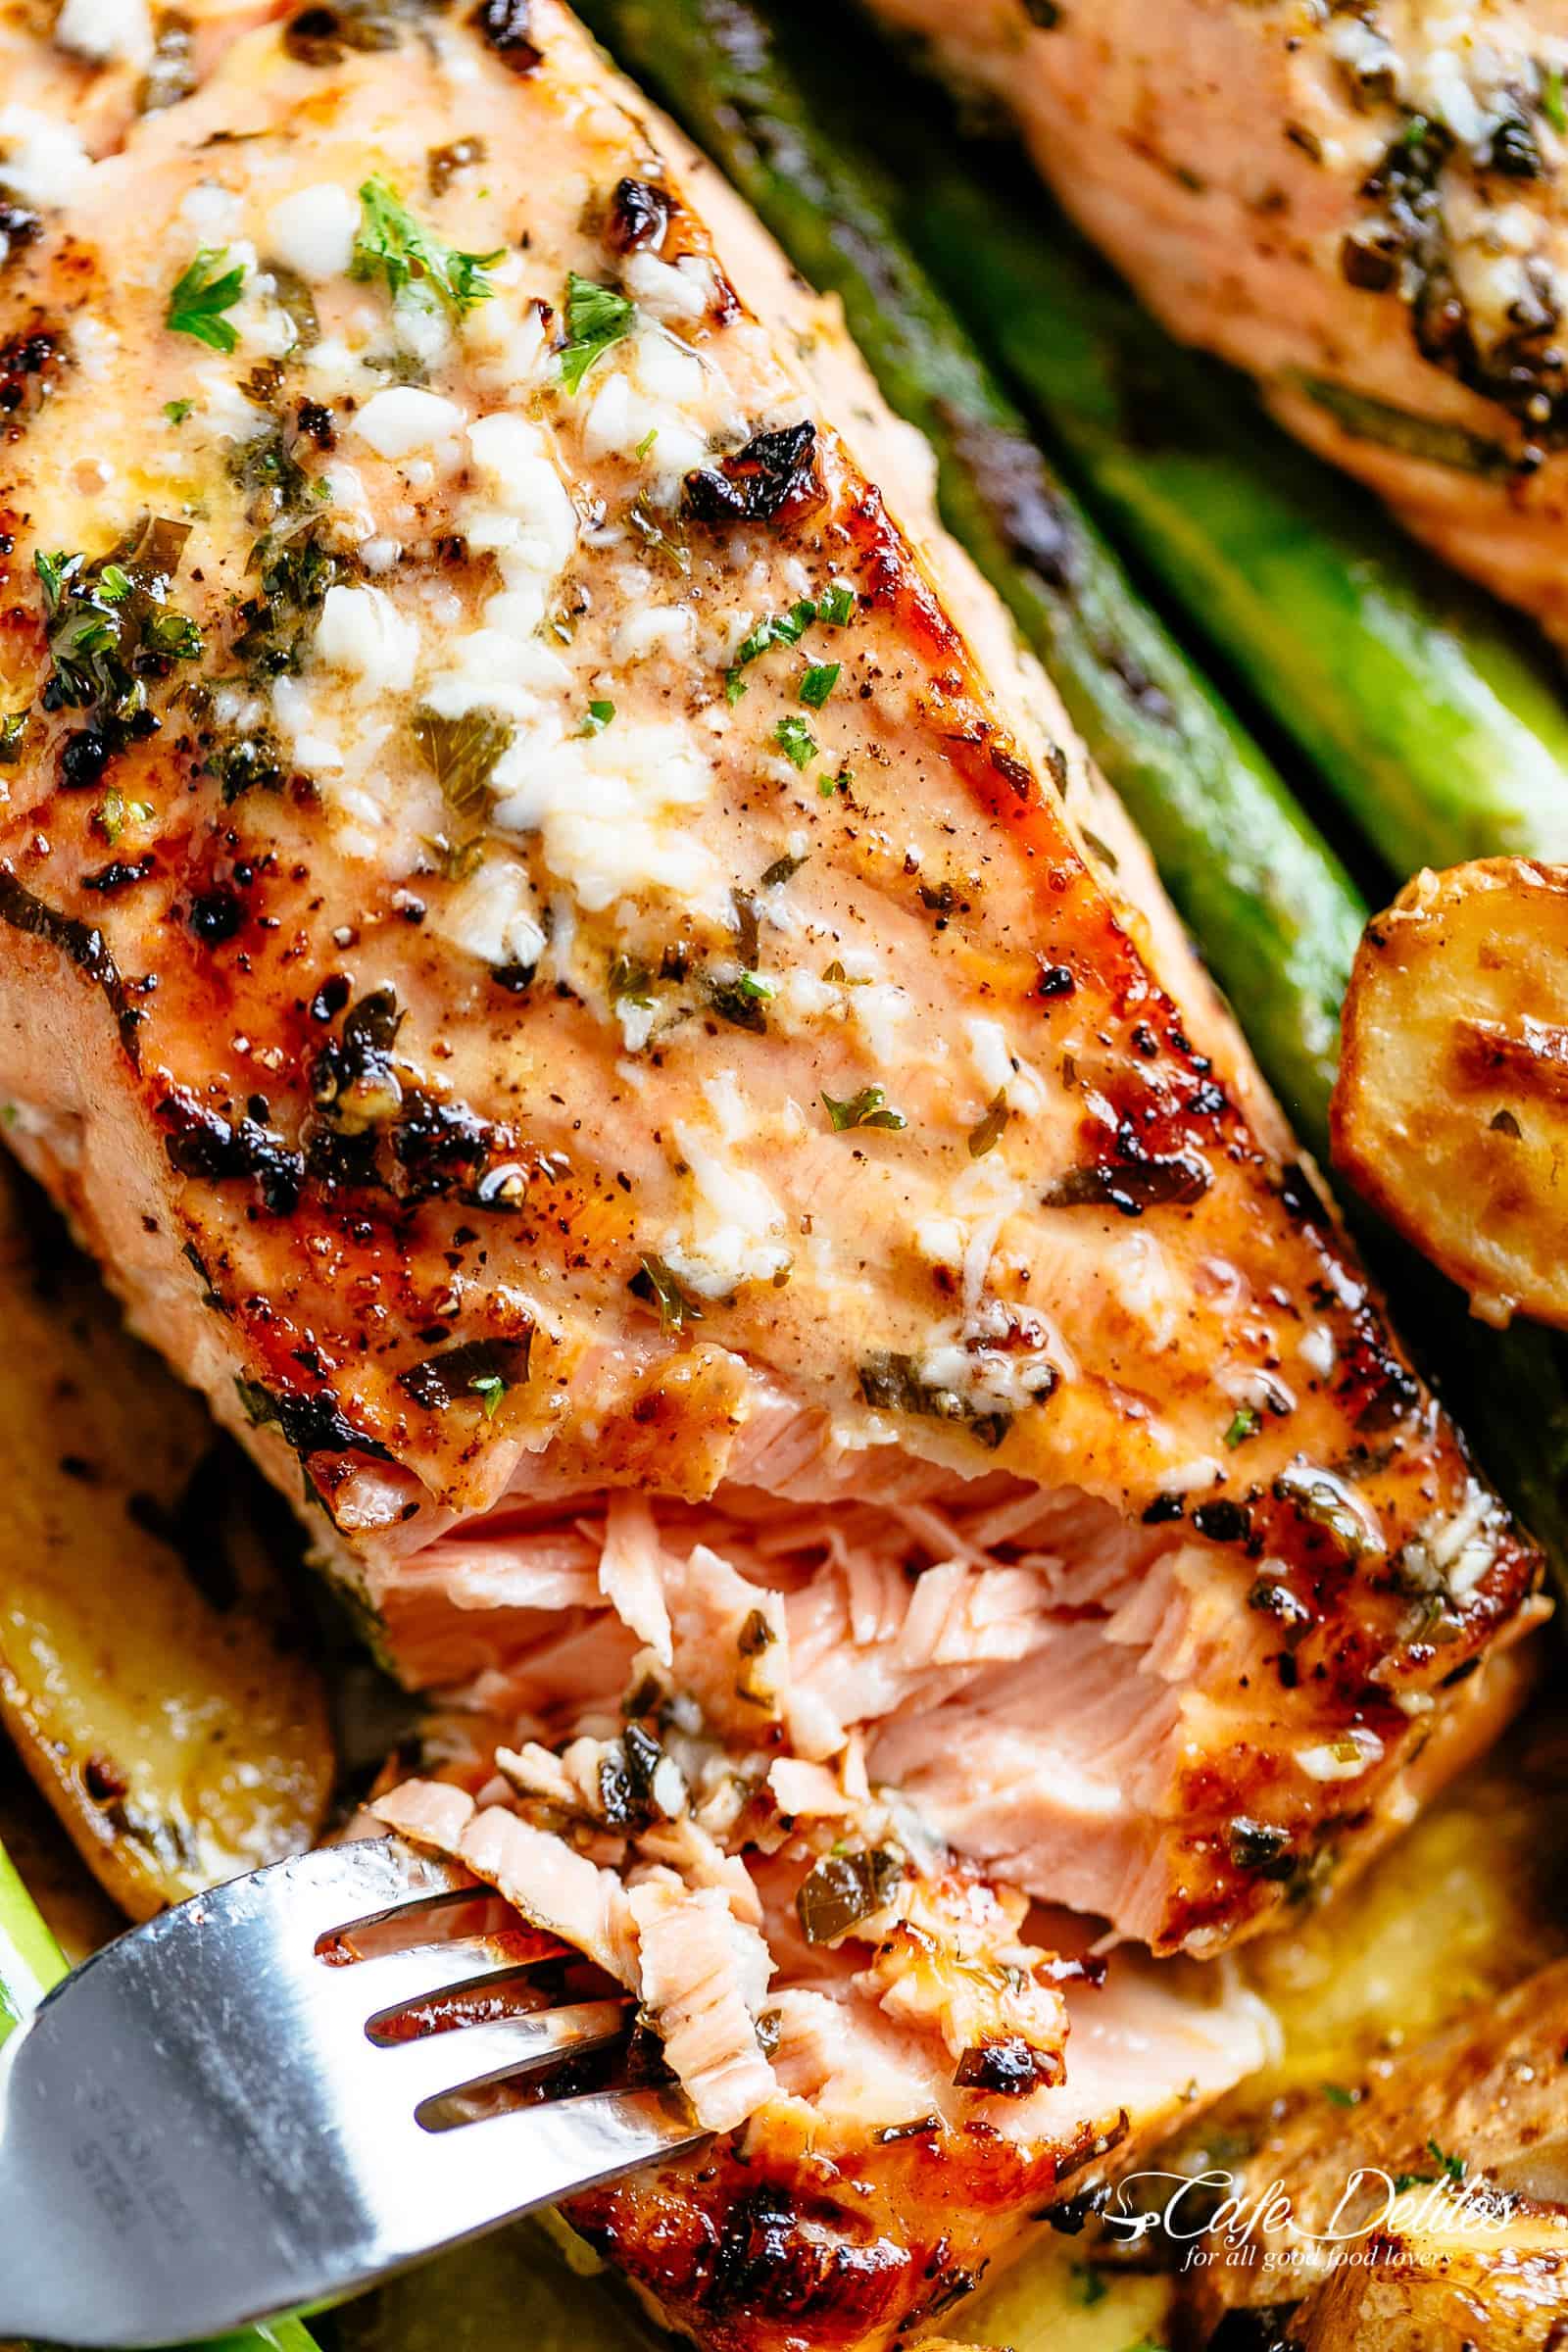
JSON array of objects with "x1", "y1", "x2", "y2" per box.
[
  {"x1": 1186, "y1": 1956, "x2": 1568, "y2": 2339},
  {"x1": 1294, "y1": 2192, "x2": 1568, "y2": 2352},
  {"x1": 1332, "y1": 858, "x2": 1568, "y2": 1329},
  {"x1": 0, "y1": 1156, "x2": 333, "y2": 1917}
]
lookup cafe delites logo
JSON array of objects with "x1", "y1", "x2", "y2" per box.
[{"x1": 1102, "y1": 2149, "x2": 1517, "y2": 2276}]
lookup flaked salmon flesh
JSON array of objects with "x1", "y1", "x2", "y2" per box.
[
  {"x1": 0, "y1": 2, "x2": 1546, "y2": 2343},
  {"x1": 863, "y1": 0, "x2": 1568, "y2": 650}
]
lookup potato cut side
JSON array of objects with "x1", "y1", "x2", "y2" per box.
[
  {"x1": 1332, "y1": 858, "x2": 1568, "y2": 1330},
  {"x1": 0, "y1": 1158, "x2": 334, "y2": 1918},
  {"x1": 1294, "y1": 2192, "x2": 1568, "y2": 2351}
]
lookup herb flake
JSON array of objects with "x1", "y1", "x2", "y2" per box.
[
  {"x1": 967, "y1": 1093, "x2": 1009, "y2": 1159},
  {"x1": 774, "y1": 714, "x2": 817, "y2": 770},
  {"x1": 410, "y1": 705, "x2": 513, "y2": 817},
  {"x1": 630, "y1": 1252, "x2": 707, "y2": 1333},
  {"x1": 352, "y1": 176, "x2": 501, "y2": 317},
  {"x1": 822, "y1": 1084, "x2": 906, "y2": 1133},
  {"x1": 560, "y1": 272, "x2": 635, "y2": 393},
  {"x1": 167, "y1": 247, "x2": 246, "y2": 353}
]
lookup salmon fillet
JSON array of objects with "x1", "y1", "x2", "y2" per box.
[
  {"x1": 861, "y1": 0, "x2": 1568, "y2": 649},
  {"x1": 0, "y1": 2, "x2": 1544, "y2": 2342}
]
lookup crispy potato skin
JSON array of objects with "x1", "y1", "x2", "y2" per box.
[
  {"x1": 1332, "y1": 858, "x2": 1568, "y2": 1330},
  {"x1": 0, "y1": 1156, "x2": 334, "y2": 1917},
  {"x1": 1295, "y1": 2198, "x2": 1568, "y2": 2352}
]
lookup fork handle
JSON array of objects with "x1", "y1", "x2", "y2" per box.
[{"x1": 0, "y1": 2024, "x2": 209, "y2": 2349}]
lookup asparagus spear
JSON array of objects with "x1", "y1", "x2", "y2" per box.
[
  {"x1": 887, "y1": 157, "x2": 1568, "y2": 874},
  {"x1": 574, "y1": 0, "x2": 1363, "y2": 1152},
  {"x1": 0, "y1": 1829, "x2": 319, "y2": 2352},
  {"x1": 0, "y1": 1835, "x2": 65, "y2": 2035}
]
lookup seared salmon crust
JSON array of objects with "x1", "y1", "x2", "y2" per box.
[{"x1": 0, "y1": 2, "x2": 1544, "y2": 2343}]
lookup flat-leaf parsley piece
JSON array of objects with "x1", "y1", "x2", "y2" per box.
[
  {"x1": 560, "y1": 272, "x2": 635, "y2": 393},
  {"x1": 967, "y1": 1093, "x2": 1009, "y2": 1159},
  {"x1": 822, "y1": 1084, "x2": 906, "y2": 1133},
  {"x1": 799, "y1": 661, "x2": 840, "y2": 709},
  {"x1": 630, "y1": 1252, "x2": 706, "y2": 1334},
  {"x1": 725, "y1": 597, "x2": 816, "y2": 702},
  {"x1": 352, "y1": 176, "x2": 502, "y2": 317},
  {"x1": 167, "y1": 248, "x2": 246, "y2": 353},
  {"x1": 578, "y1": 698, "x2": 615, "y2": 736},
  {"x1": 775, "y1": 714, "x2": 817, "y2": 770},
  {"x1": 411, "y1": 706, "x2": 514, "y2": 817}
]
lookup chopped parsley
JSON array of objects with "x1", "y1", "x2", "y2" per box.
[
  {"x1": 352, "y1": 176, "x2": 502, "y2": 317},
  {"x1": 609, "y1": 950, "x2": 655, "y2": 1007},
  {"x1": 967, "y1": 1093, "x2": 1009, "y2": 1159},
  {"x1": 627, "y1": 495, "x2": 690, "y2": 575},
  {"x1": 634, "y1": 424, "x2": 659, "y2": 461},
  {"x1": 1321, "y1": 2082, "x2": 1358, "y2": 2110},
  {"x1": 163, "y1": 398, "x2": 193, "y2": 425},
  {"x1": 1395, "y1": 2149, "x2": 1460, "y2": 2194},
  {"x1": 774, "y1": 714, "x2": 817, "y2": 770},
  {"x1": 725, "y1": 598, "x2": 816, "y2": 701},
  {"x1": 33, "y1": 519, "x2": 205, "y2": 749},
  {"x1": 1225, "y1": 1405, "x2": 1260, "y2": 1448},
  {"x1": 796, "y1": 1847, "x2": 903, "y2": 1944},
  {"x1": 399, "y1": 1336, "x2": 531, "y2": 1415},
  {"x1": 411, "y1": 705, "x2": 513, "y2": 818},
  {"x1": 707, "y1": 969, "x2": 773, "y2": 1032},
  {"x1": 724, "y1": 587, "x2": 854, "y2": 702},
  {"x1": 630, "y1": 1252, "x2": 706, "y2": 1333},
  {"x1": 818, "y1": 765, "x2": 853, "y2": 798},
  {"x1": 0, "y1": 711, "x2": 26, "y2": 763},
  {"x1": 1545, "y1": 65, "x2": 1568, "y2": 134},
  {"x1": 166, "y1": 248, "x2": 247, "y2": 353},
  {"x1": 32, "y1": 550, "x2": 71, "y2": 612},
  {"x1": 578, "y1": 697, "x2": 615, "y2": 735},
  {"x1": 560, "y1": 272, "x2": 635, "y2": 393},
  {"x1": 821, "y1": 1084, "x2": 906, "y2": 1133},
  {"x1": 1071, "y1": 2263, "x2": 1107, "y2": 2308}
]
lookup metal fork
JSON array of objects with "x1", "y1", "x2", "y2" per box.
[{"x1": 0, "y1": 1836, "x2": 706, "y2": 2347}]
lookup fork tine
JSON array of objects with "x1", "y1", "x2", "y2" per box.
[
  {"x1": 317, "y1": 1936, "x2": 565, "y2": 2028},
  {"x1": 396, "y1": 2085, "x2": 705, "y2": 2251},
  {"x1": 378, "y1": 1996, "x2": 633, "y2": 2113}
]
